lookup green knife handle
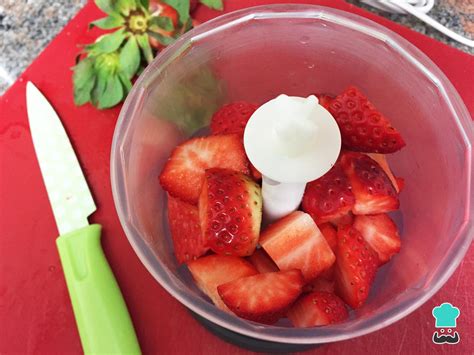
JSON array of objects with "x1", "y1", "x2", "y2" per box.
[{"x1": 56, "y1": 224, "x2": 141, "y2": 354}]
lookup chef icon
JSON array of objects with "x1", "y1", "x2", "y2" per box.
[{"x1": 432, "y1": 303, "x2": 460, "y2": 345}]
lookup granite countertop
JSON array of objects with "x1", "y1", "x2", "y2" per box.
[{"x1": 0, "y1": 0, "x2": 472, "y2": 95}]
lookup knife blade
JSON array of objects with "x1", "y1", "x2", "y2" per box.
[{"x1": 26, "y1": 82, "x2": 141, "y2": 354}]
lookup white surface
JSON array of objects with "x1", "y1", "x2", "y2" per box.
[
  {"x1": 26, "y1": 82, "x2": 96, "y2": 235},
  {"x1": 244, "y1": 94, "x2": 341, "y2": 223}
]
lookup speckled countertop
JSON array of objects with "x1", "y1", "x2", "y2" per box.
[{"x1": 0, "y1": 0, "x2": 472, "y2": 95}]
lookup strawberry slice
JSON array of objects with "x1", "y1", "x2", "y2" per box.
[
  {"x1": 210, "y1": 102, "x2": 259, "y2": 136},
  {"x1": 260, "y1": 212, "x2": 335, "y2": 281},
  {"x1": 327, "y1": 86, "x2": 405, "y2": 153},
  {"x1": 353, "y1": 214, "x2": 401, "y2": 264},
  {"x1": 329, "y1": 212, "x2": 354, "y2": 227},
  {"x1": 302, "y1": 161, "x2": 355, "y2": 224},
  {"x1": 167, "y1": 195, "x2": 209, "y2": 264},
  {"x1": 316, "y1": 94, "x2": 334, "y2": 110},
  {"x1": 199, "y1": 168, "x2": 262, "y2": 256},
  {"x1": 247, "y1": 249, "x2": 279, "y2": 273},
  {"x1": 303, "y1": 278, "x2": 335, "y2": 293},
  {"x1": 217, "y1": 270, "x2": 304, "y2": 324},
  {"x1": 188, "y1": 254, "x2": 258, "y2": 312},
  {"x1": 341, "y1": 152, "x2": 399, "y2": 215},
  {"x1": 319, "y1": 223, "x2": 337, "y2": 252},
  {"x1": 334, "y1": 225, "x2": 378, "y2": 309},
  {"x1": 288, "y1": 291, "x2": 349, "y2": 327},
  {"x1": 159, "y1": 135, "x2": 249, "y2": 204},
  {"x1": 367, "y1": 153, "x2": 401, "y2": 193}
]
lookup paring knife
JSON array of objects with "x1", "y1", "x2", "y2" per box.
[{"x1": 26, "y1": 82, "x2": 141, "y2": 354}]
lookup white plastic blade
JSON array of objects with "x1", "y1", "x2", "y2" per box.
[{"x1": 26, "y1": 82, "x2": 96, "y2": 235}]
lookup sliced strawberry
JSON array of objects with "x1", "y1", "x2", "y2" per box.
[
  {"x1": 329, "y1": 212, "x2": 354, "y2": 227},
  {"x1": 217, "y1": 270, "x2": 304, "y2": 324},
  {"x1": 303, "y1": 278, "x2": 335, "y2": 293},
  {"x1": 319, "y1": 223, "x2": 337, "y2": 252},
  {"x1": 396, "y1": 177, "x2": 405, "y2": 192},
  {"x1": 367, "y1": 153, "x2": 401, "y2": 193},
  {"x1": 288, "y1": 291, "x2": 349, "y2": 327},
  {"x1": 188, "y1": 254, "x2": 258, "y2": 312},
  {"x1": 199, "y1": 168, "x2": 262, "y2": 256},
  {"x1": 167, "y1": 195, "x2": 208, "y2": 264},
  {"x1": 247, "y1": 249, "x2": 279, "y2": 273},
  {"x1": 334, "y1": 225, "x2": 378, "y2": 309},
  {"x1": 316, "y1": 94, "x2": 334, "y2": 110},
  {"x1": 302, "y1": 161, "x2": 355, "y2": 224},
  {"x1": 210, "y1": 102, "x2": 258, "y2": 136},
  {"x1": 260, "y1": 212, "x2": 335, "y2": 281},
  {"x1": 341, "y1": 152, "x2": 399, "y2": 215},
  {"x1": 353, "y1": 214, "x2": 401, "y2": 264},
  {"x1": 328, "y1": 86, "x2": 405, "y2": 153},
  {"x1": 159, "y1": 135, "x2": 249, "y2": 204}
]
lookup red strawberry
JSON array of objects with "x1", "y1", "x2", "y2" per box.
[
  {"x1": 302, "y1": 161, "x2": 355, "y2": 224},
  {"x1": 159, "y1": 135, "x2": 249, "y2": 204},
  {"x1": 316, "y1": 94, "x2": 334, "y2": 110},
  {"x1": 217, "y1": 270, "x2": 304, "y2": 324},
  {"x1": 353, "y1": 214, "x2": 401, "y2": 264},
  {"x1": 199, "y1": 168, "x2": 262, "y2": 256},
  {"x1": 188, "y1": 254, "x2": 258, "y2": 312},
  {"x1": 367, "y1": 153, "x2": 401, "y2": 193},
  {"x1": 319, "y1": 223, "x2": 337, "y2": 252},
  {"x1": 247, "y1": 249, "x2": 279, "y2": 273},
  {"x1": 334, "y1": 225, "x2": 378, "y2": 309},
  {"x1": 327, "y1": 86, "x2": 405, "y2": 153},
  {"x1": 318, "y1": 223, "x2": 337, "y2": 280},
  {"x1": 167, "y1": 195, "x2": 208, "y2": 264},
  {"x1": 288, "y1": 291, "x2": 348, "y2": 327},
  {"x1": 303, "y1": 278, "x2": 335, "y2": 293},
  {"x1": 260, "y1": 212, "x2": 335, "y2": 281},
  {"x1": 148, "y1": 1, "x2": 179, "y2": 49},
  {"x1": 210, "y1": 102, "x2": 258, "y2": 136},
  {"x1": 396, "y1": 177, "x2": 405, "y2": 192},
  {"x1": 329, "y1": 212, "x2": 354, "y2": 227},
  {"x1": 341, "y1": 152, "x2": 399, "y2": 215}
]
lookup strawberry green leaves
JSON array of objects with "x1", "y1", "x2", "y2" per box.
[
  {"x1": 119, "y1": 36, "x2": 141, "y2": 78},
  {"x1": 73, "y1": 0, "x2": 224, "y2": 109},
  {"x1": 199, "y1": 0, "x2": 224, "y2": 10}
]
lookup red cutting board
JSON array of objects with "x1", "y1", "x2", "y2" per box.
[{"x1": 1, "y1": 0, "x2": 473, "y2": 354}]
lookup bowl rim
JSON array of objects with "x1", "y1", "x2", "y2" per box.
[{"x1": 111, "y1": 4, "x2": 474, "y2": 344}]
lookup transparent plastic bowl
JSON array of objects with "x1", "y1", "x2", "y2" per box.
[{"x1": 111, "y1": 5, "x2": 473, "y2": 344}]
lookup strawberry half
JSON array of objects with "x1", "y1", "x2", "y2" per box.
[
  {"x1": 247, "y1": 249, "x2": 279, "y2": 273},
  {"x1": 210, "y1": 102, "x2": 259, "y2": 136},
  {"x1": 167, "y1": 195, "x2": 209, "y2": 264},
  {"x1": 260, "y1": 212, "x2": 335, "y2": 281},
  {"x1": 319, "y1": 223, "x2": 337, "y2": 252},
  {"x1": 159, "y1": 135, "x2": 249, "y2": 204},
  {"x1": 199, "y1": 168, "x2": 262, "y2": 256},
  {"x1": 341, "y1": 152, "x2": 399, "y2": 215},
  {"x1": 217, "y1": 270, "x2": 304, "y2": 324},
  {"x1": 316, "y1": 94, "x2": 334, "y2": 110},
  {"x1": 302, "y1": 161, "x2": 355, "y2": 225},
  {"x1": 327, "y1": 86, "x2": 405, "y2": 153},
  {"x1": 367, "y1": 153, "x2": 401, "y2": 193},
  {"x1": 334, "y1": 225, "x2": 378, "y2": 309},
  {"x1": 303, "y1": 278, "x2": 335, "y2": 293},
  {"x1": 187, "y1": 254, "x2": 258, "y2": 312},
  {"x1": 288, "y1": 291, "x2": 349, "y2": 327},
  {"x1": 353, "y1": 214, "x2": 401, "y2": 265}
]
